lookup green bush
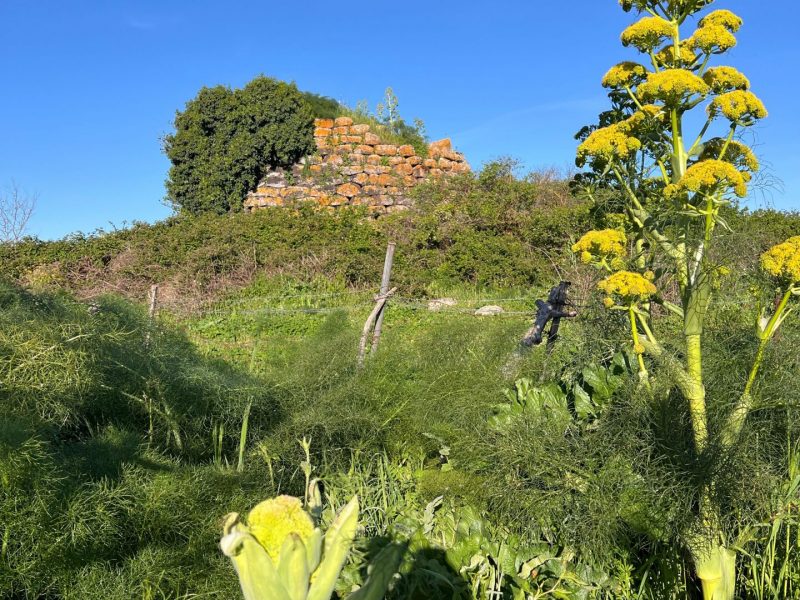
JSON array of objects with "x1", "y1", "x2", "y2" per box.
[{"x1": 164, "y1": 76, "x2": 315, "y2": 215}]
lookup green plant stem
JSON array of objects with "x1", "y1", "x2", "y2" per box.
[
  {"x1": 629, "y1": 306, "x2": 650, "y2": 388},
  {"x1": 721, "y1": 287, "x2": 794, "y2": 449},
  {"x1": 685, "y1": 333, "x2": 709, "y2": 453}
]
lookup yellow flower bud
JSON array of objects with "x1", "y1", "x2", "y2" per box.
[
  {"x1": 634, "y1": 343, "x2": 646, "y2": 355},
  {"x1": 247, "y1": 495, "x2": 315, "y2": 559},
  {"x1": 603, "y1": 297, "x2": 616, "y2": 309}
]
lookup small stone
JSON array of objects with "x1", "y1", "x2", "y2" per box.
[
  {"x1": 428, "y1": 298, "x2": 457, "y2": 312},
  {"x1": 334, "y1": 116, "x2": 354, "y2": 126},
  {"x1": 475, "y1": 305, "x2": 504, "y2": 316}
]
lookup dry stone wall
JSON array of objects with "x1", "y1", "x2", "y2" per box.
[{"x1": 243, "y1": 117, "x2": 469, "y2": 215}]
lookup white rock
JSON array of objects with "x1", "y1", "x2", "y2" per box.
[
  {"x1": 428, "y1": 298, "x2": 457, "y2": 312},
  {"x1": 474, "y1": 305, "x2": 504, "y2": 316}
]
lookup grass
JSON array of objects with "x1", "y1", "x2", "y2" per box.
[{"x1": 2, "y1": 196, "x2": 800, "y2": 597}]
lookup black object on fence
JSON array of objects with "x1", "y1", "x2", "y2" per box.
[{"x1": 521, "y1": 281, "x2": 577, "y2": 350}]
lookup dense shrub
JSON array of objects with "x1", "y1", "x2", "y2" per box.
[{"x1": 164, "y1": 76, "x2": 315, "y2": 215}]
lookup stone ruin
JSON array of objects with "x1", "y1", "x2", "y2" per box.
[{"x1": 243, "y1": 117, "x2": 470, "y2": 215}]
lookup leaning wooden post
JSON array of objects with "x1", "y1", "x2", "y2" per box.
[
  {"x1": 357, "y1": 286, "x2": 397, "y2": 369},
  {"x1": 370, "y1": 242, "x2": 396, "y2": 356},
  {"x1": 145, "y1": 284, "x2": 159, "y2": 347}
]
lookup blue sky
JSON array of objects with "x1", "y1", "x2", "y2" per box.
[{"x1": 1, "y1": 1, "x2": 797, "y2": 240}]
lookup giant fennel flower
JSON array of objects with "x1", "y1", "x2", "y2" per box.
[
  {"x1": 621, "y1": 16, "x2": 674, "y2": 52},
  {"x1": 688, "y1": 24, "x2": 737, "y2": 54},
  {"x1": 703, "y1": 66, "x2": 750, "y2": 93},
  {"x1": 709, "y1": 90, "x2": 767, "y2": 122},
  {"x1": 638, "y1": 69, "x2": 710, "y2": 105},
  {"x1": 602, "y1": 61, "x2": 648, "y2": 89},
  {"x1": 699, "y1": 9, "x2": 743, "y2": 32},
  {"x1": 577, "y1": 123, "x2": 642, "y2": 166},
  {"x1": 573, "y1": 229, "x2": 628, "y2": 267},
  {"x1": 699, "y1": 139, "x2": 759, "y2": 174},
  {"x1": 761, "y1": 237, "x2": 800, "y2": 285},
  {"x1": 598, "y1": 271, "x2": 657, "y2": 305},
  {"x1": 668, "y1": 159, "x2": 748, "y2": 198}
]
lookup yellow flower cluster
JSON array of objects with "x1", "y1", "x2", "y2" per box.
[
  {"x1": 702, "y1": 66, "x2": 750, "y2": 93},
  {"x1": 688, "y1": 24, "x2": 737, "y2": 54},
  {"x1": 573, "y1": 229, "x2": 628, "y2": 263},
  {"x1": 247, "y1": 495, "x2": 315, "y2": 559},
  {"x1": 621, "y1": 16, "x2": 674, "y2": 52},
  {"x1": 699, "y1": 139, "x2": 759, "y2": 173},
  {"x1": 699, "y1": 9, "x2": 743, "y2": 32},
  {"x1": 654, "y1": 44, "x2": 698, "y2": 67},
  {"x1": 626, "y1": 104, "x2": 665, "y2": 128},
  {"x1": 638, "y1": 69, "x2": 710, "y2": 105},
  {"x1": 672, "y1": 159, "x2": 748, "y2": 197},
  {"x1": 761, "y1": 236, "x2": 800, "y2": 284},
  {"x1": 709, "y1": 90, "x2": 768, "y2": 122},
  {"x1": 602, "y1": 61, "x2": 648, "y2": 89},
  {"x1": 598, "y1": 271, "x2": 658, "y2": 302},
  {"x1": 577, "y1": 122, "x2": 642, "y2": 166}
]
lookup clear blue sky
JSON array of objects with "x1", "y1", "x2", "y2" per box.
[{"x1": 1, "y1": 1, "x2": 797, "y2": 240}]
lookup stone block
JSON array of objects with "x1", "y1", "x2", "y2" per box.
[
  {"x1": 374, "y1": 144, "x2": 397, "y2": 156},
  {"x1": 330, "y1": 195, "x2": 348, "y2": 206},
  {"x1": 341, "y1": 165, "x2": 364, "y2": 176},
  {"x1": 344, "y1": 135, "x2": 362, "y2": 144},
  {"x1": 334, "y1": 116, "x2": 354, "y2": 126},
  {"x1": 354, "y1": 172, "x2": 369, "y2": 185},
  {"x1": 355, "y1": 144, "x2": 374, "y2": 154},
  {"x1": 429, "y1": 168, "x2": 443, "y2": 177},
  {"x1": 364, "y1": 132, "x2": 381, "y2": 145},
  {"x1": 366, "y1": 155, "x2": 383, "y2": 165},
  {"x1": 394, "y1": 163, "x2": 413, "y2": 176},
  {"x1": 337, "y1": 182, "x2": 361, "y2": 197},
  {"x1": 438, "y1": 157, "x2": 453, "y2": 169},
  {"x1": 412, "y1": 166, "x2": 427, "y2": 178},
  {"x1": 398, "y1": 144, "x2": 415, "y2": 157},
  {"x1": 315, "y1": 118, "x2": 335, "y2": 128},
  {"x1": 364, "y1": 165, "x2": 391, "y2": 175},
  {"x1": 407, "y1": 156, "x2": 422, "y2": 166},
  {"x1": 428, "y1": 138, "x2": 452, "y2": 157},
  {"x1": 333, "y1": 126, "x2": 349, "y2": 135},
  {"x1": 423, "y1": 158, "x2": 438, "y2": 168},
  {"x1": 314, "y1": 127, "x2": 332, "y2": 137},
  {"x1": 388, "y1": 156, "x2": 404, "y2": 165}
]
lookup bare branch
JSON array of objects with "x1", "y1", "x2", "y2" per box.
[{"x1": 0, "y1": 181, "x2": 36, "y2": 243}]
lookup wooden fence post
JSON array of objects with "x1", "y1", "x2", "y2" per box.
[
  {"x1": 145, "y1": 284, "x2": 159, "y2": 347},
  {"x1": 370, "y1": 242, "x2": 395, "y2": 355},
  {"x1": 357, "y1": 242, "x2": 396, "y2": 368}
]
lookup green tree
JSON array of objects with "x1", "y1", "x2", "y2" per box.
[
  {"x1": 573, "y1": 2, "x2": 799, "y2": 598},
  {"x1": 164, "y1": 76, "x2": 315, "y2": 215}
]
